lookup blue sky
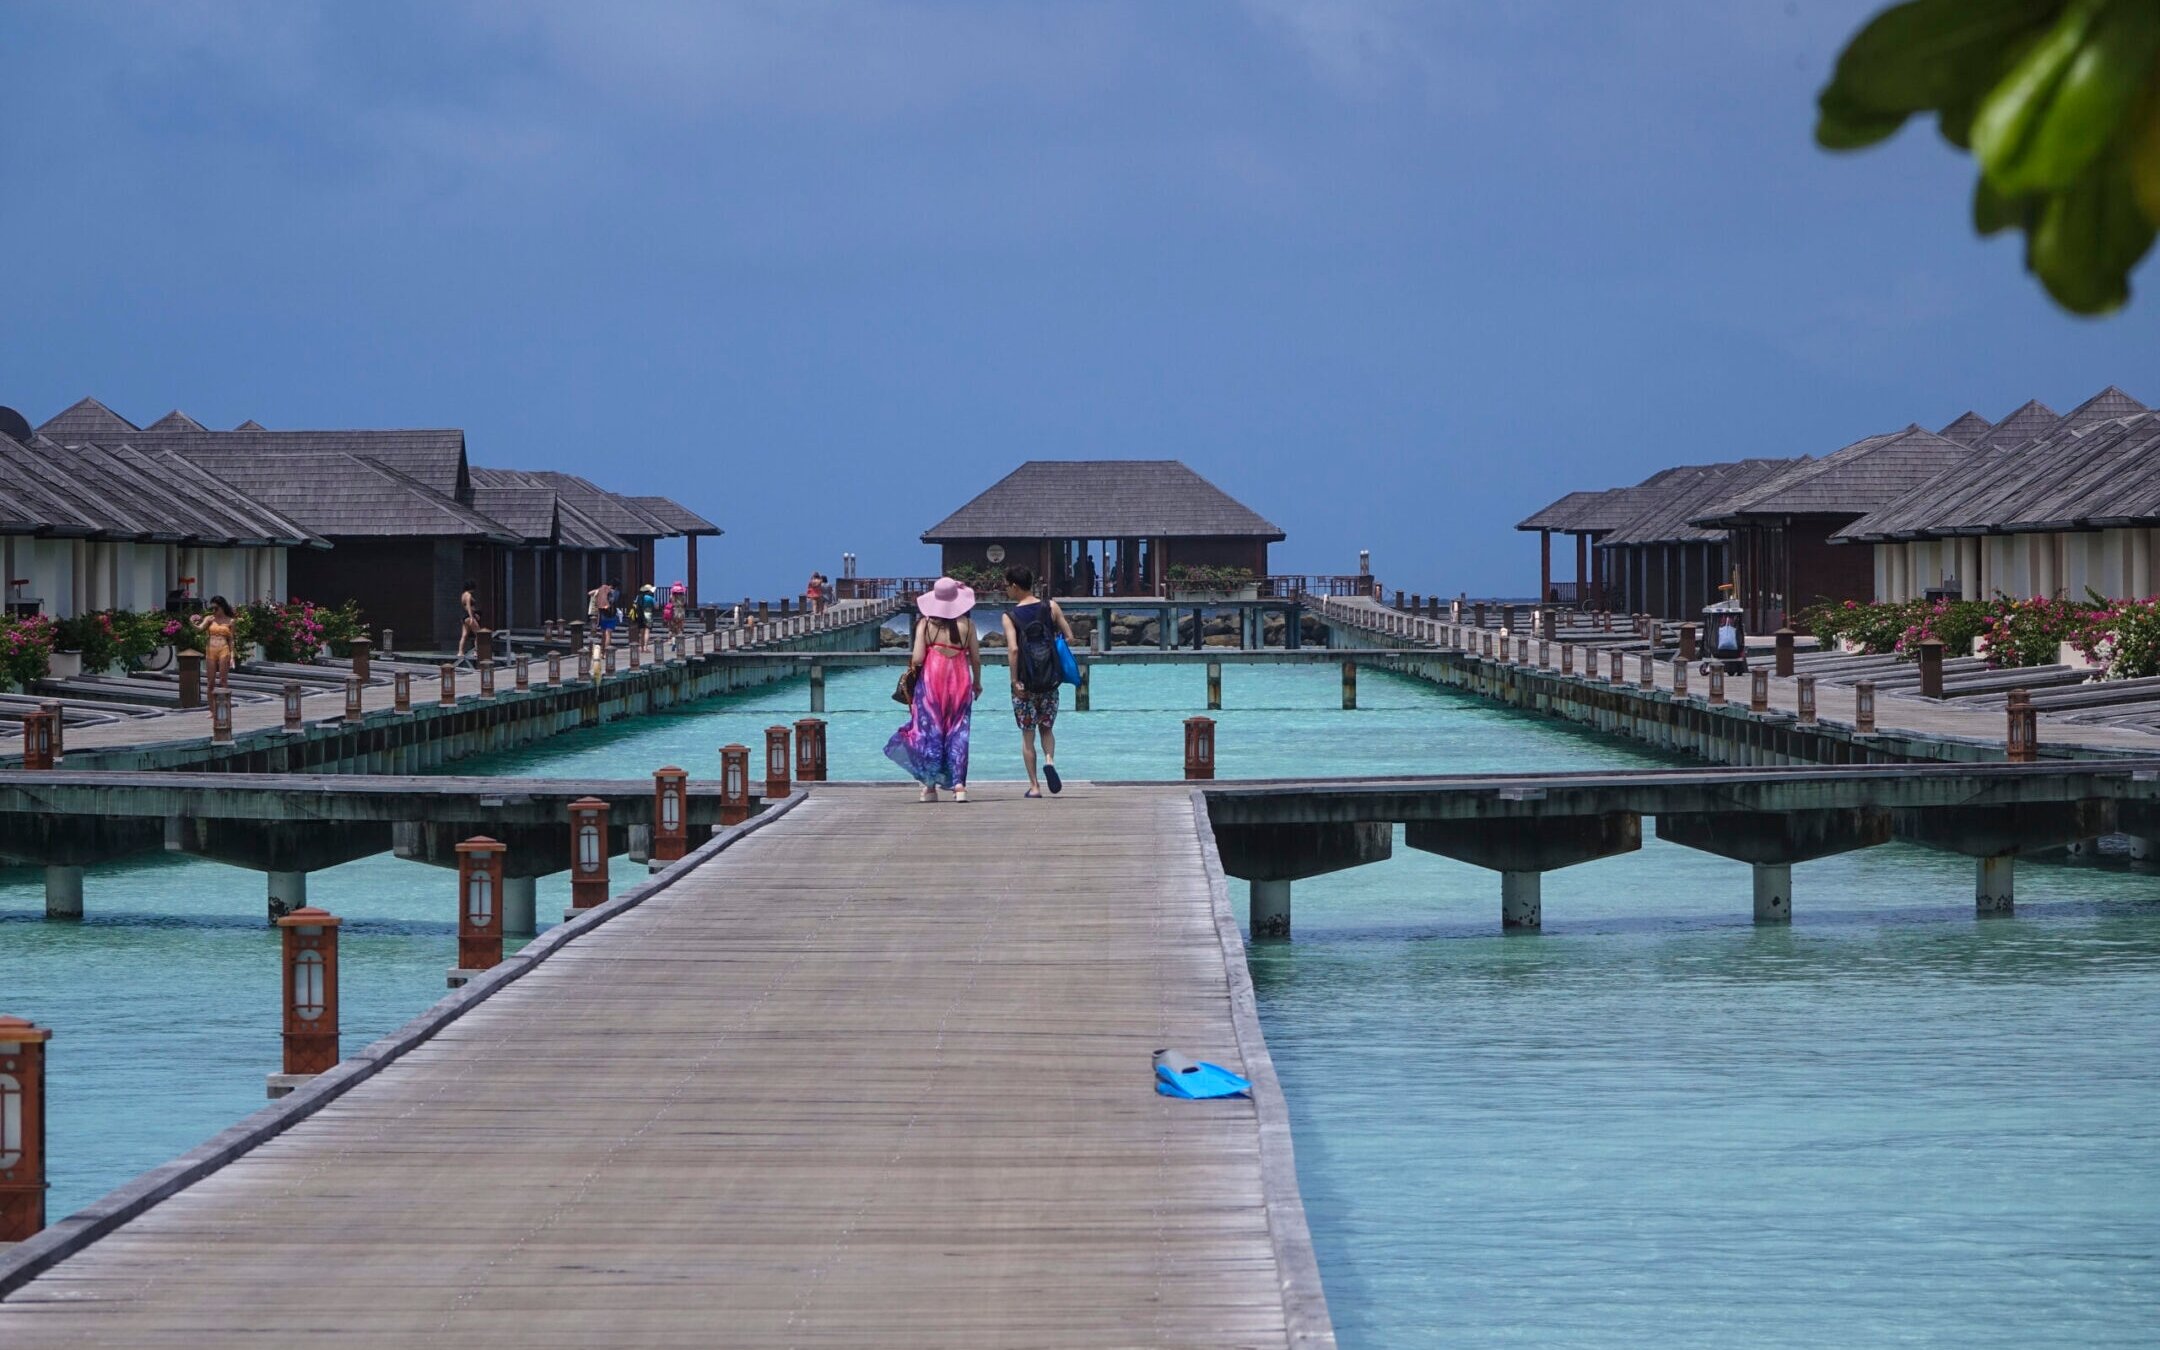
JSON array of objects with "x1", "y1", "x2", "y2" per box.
[{"x1": 3, "y1": 2, "x2": 2155, "y2": 599}]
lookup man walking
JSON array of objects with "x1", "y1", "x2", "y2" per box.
[{"x1": 1001, "y1": 565, "x2": 1076, "y2": 798}]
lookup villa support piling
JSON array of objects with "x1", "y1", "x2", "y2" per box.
[
  {"x1": 1500, "y1": 871, "x2": 1540, "y2": 930},
  {"x1": 42, "y1": 867, "x2": 82, "y2": 921}
]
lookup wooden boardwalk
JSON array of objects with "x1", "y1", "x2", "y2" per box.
[{"x1": 0, "y1": 786, "x2": 1327, "y2": 1347}]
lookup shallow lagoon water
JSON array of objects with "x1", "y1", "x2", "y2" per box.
[{"x1": 4, "y1": 664, "x2": 2157, "y2": 1346}]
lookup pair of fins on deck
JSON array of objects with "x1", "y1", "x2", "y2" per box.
[{"x1": 1153, "y1": 1048, "x2": 1250, "y2": 1099}]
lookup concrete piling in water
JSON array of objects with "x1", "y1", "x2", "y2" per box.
[
  {"x1": 1076, "y1": 666, "x2": 1090, "y2": 711},
  {"x1": 1250, "y1": 880, "x2": 1291, "y2": 939},
  {"x1": 1342, "y1": 661, "x2": 1357, "y2": 710},
  {"x1": 1500, "y1": 872, "x2": 1541, "y2": 931},
  {"x1": 1752, "y1": 863, "x2": 1792, "y2": 922},
  {"x1": 44, "y1": 865, "x2": 83, "y2": 920},
  {"x1": 810, "y1": 662, "x2": 825, "y2": 713},
  {"x1": 267, "y1": 870, "x2": 307, "y2": 922},
  {"x1": 1976, "y1": 856, "x2": 2014, "y2": 915}
]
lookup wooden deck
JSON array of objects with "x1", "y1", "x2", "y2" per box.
[{"x1": 0, "y1": 785, "x2": 1327, "y2": 1347}]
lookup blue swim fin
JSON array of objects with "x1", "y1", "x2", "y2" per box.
[{"x1": 1154, "y1": 1049, "x2": 1251, "y2": 1099}]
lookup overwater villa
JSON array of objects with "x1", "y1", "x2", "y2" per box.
[
  {"x1": 1519, "y1": 385, "x2": 2152, "y2": 626},
  {"x1": 13, "y1": 398, "x2": 719, "y2": 646},
  {"x1": 920, "y1": 459, "x2": 1284, "y2": 597}
]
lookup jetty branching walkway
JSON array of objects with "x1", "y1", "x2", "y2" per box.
[{"x1": 0, "y1": 786, "x2": 1329, "y2": 1348}]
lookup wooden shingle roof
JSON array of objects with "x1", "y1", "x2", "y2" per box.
[
  {"x1": 154, "y1": 447, "x2": 513, "y2": 541},
  {"x1": 1937, "y1": 411, "x2": 1993, "y2": 446},
  {"x1": 98, "y1": 428, "x2": 471, "y2": 499},
  {"x1": 1691, "y1": 428, "x2": 1968, "y2": 524},
  {"x1": 146, "y1": 410, "x2": 207, "y2": 432},
  {"x1": 1599, "y1": 459, "x2": 1806, "y2": 546},
  {"x1": 922, "y1": 461, "x2": 1283, "y2": 542},
  {"x1": 2053, "y1": 384, "x2": 2147, "y2": 433},
  {"x1": 38, "y1": 396, "x2": 138, "y2": 441},
  {"x1": 0, "y1": 434, "x2": 323, "y2": 545},
  {"x1": 1838, "y1": 410, "x2": 2160, "y2": 542},
  {"x1": 1982, "y1": 399, "x2": 2060, "y2": 449},
  {"x1": 471, "y1": 467, "x2": 675, "y2": 539},
  {"x1": 628, "y1": 496, "x2": 722, "y2": 536}
]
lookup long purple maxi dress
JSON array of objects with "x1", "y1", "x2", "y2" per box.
[{"x1": 884, "y1": 639, "x2": 972, "y2": 788}]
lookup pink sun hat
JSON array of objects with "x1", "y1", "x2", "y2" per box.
[{"x1": 916, "y1": 576, "x2": 976, "y2": 620}]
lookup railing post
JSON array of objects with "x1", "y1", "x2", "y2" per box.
[
  {"x1": 2006, "y1": 688, "x2": 2037, "y2": 762},
  {"x1": 568, "y1": 798, "x2": 610, "y2": 912},
  {"x1": 794, "y1": 719, "x2": 827, "y2": 782},
  {"x1": 1184, "y1": 716, "x2": 1216, "y2": 780},
  {"x1": 270, "y1": 906, "x2": 341, "y2": 1097},
  {"x1": 765, "y1": 725, "x2": 792, "y2": 800},
  {"x1": 349, "y1": 636, "x2": 371, "y2": 682},
  {"x1": 0, "y1": 1015, "x2": 54, "y2": 1240},
  {"x1": 177, "y1": 650, "x2": 203, "y2": 709},
  {"x1": 652, "y1": 768, "x2": 689, "y2": 860},
  {"x1": 1918, "y1": 638, "x2": 1945, "y2": 699},
  {"x1": 451, "y1": 836, "x2": 506, "y2": 984},
  {"x1": 719, "y1": 745, "x2": 751, "y2": 825},
  {"x1": 1774, "y1": 626, "x2": 1795, "y2": 677}
]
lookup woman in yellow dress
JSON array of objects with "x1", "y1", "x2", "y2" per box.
[{"x1": 190, "y1": 596, "x2": 239, "y2": 700}]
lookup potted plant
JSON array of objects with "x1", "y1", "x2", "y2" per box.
[{"x1": 1166, "y1": 564, "x2": 1259, "y2": 602}]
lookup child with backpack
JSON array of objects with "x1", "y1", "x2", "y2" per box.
[{"x1": 999, "y1": 565, "x2": 1077, "y2": 798}]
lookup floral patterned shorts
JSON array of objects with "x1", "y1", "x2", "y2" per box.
[{"x1": 1011, "y1": 688, "x2": 1059, "y2": 730}]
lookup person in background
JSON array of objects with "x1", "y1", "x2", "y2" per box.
[
  {"x1": 1001, "y1": 565, "x2": 1077, "y2": 798},
  {"x1": 805, "y1": 571, "x2": 823, "y2": 615},
  {"x1": 191, "y1": 595, "x2": 239, "y2": 701},
  {"x1": 666, "y1": 581, "x2": 688, "y2": 638},
  {"x1": 631, "y1": 583, "x2": 658, "y2": 650},
  {"x1": 454, "y1": 580, "x2": 482, "y2": 667},
  {"x1": 885, "y1": 576, "x2": 981, "y2": 802},
  {"x1": 588, "y1": 578, "x2": 618, "y2": 676}
]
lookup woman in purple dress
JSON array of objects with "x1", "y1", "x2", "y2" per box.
[{"x1": 885, "y1": 576, "x2": 983, "y2": 802}]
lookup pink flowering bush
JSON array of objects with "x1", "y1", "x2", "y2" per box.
[
  {"x1": 1977, "y1": 597, "x2": 2100, "y2": 669},
  {"x1": 2072, "y1": 598, "x2": 2160, "y2": 680},
  {"x1": 0, "y1": 614, "x2": 56, "y2": 690}
]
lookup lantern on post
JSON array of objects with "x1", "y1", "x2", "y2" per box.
[
  {"x1": 1561, "y1": 645, "x2": 1574, "y2": 675},
  {"x1": 0, "y1": 1014, "x2": 51, "y2": 1241},
  {"x1": 1538, "y1": 639, "x2": 1551, "y2": 668},
  {"x1": 479, "y1": 661, "x2": 496, "y2": 698},
  {"x1": 210, "y1": 689, "x2": 233, "y2": 744},
  {"x1": 628, "y1": 640, "x2": 641, "y2": 671},
  {"x1": 1673, "y1": 659, "x2": 1689, "y2": 697},
  {"x1": 1750, "y1": 668, "x2": 1769, "y2": 713},
  {"x1": 283, "y1": 681, "x2": 304, "y2": 733},
  {"x1": 438, "y1": 663, "x2": 457, "y2": 707},
  {"x1": 1184, "y1": 716, "x2": 1216, "y2": 780},
  {"x1": 452, "y1": 836, "x2": 506, "y2": 981},
  {"x1": 21, "y1": 710, "x2": 53, "y2": 770},
  {"x1": 764, "y1": 725, "x2": 792, "y2": 800},
  {"x1": 1609, "y1": 650, "x2": 1626, "y2": 685},
  {"x1": 719, "y1": 745, "x2": 751, "y2": 826},
  {"x1": 1708, "y1": 665, "x2": 1727, "y2": 706},
  {"x1": 272, "y1": 906, "x2": 341, "y2": 1094},
  {"x1": 1854, "y1": 679, "x2": 1877, "y2": 734},
  {"x1": 604, "y1": 644, "x2": 618, "y2": 675},
  {"x1": 2006, "y1": 688, "x2": 2037, "y2": 763},
  {"x1": 1637, "y1": 653, "x2": 1653, "y2": 690},
  {"x1": 652, "y1": 768, "x2": 689, "y2": 862},
  {"x1": 394, "y1": 670, "x2": 412, "y2": 714},
  {"x1": 345, "y1": 674, "x2": 364, "y2": 722},
  {"x1": 515, "y1": 656, "x2": 530, "y2": 691},
  {"x1": 547, "y1": 652, "x2": 562, "y2": 686},
  {"x1": 568, "y1": 797, "x2": 610, "y2": 911},
  {"x1": 39, "y1": 701, "x2": 63, "y2": 762},
  {"x1": 794, "y1": 719, "x2": 828, "y2": 782}
]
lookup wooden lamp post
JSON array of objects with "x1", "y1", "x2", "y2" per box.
[
  {"x1": 271, "y1": 907, "x2": 341, "y2": 1097},
  {"x1": 719, "y1": 745, "x2": 751, "y2": 826},
  {"x1": 21, "y1": 710, "x2": 53, "y2": 770},
  {"x1": 568, "y1": 798, "x2": 610, "y2": 913},
  {"x1": 652, "y1": 768, "x2": 689, "y2": 862},
  {"x1": 2006, "y1": 688, "x2": 2037, "y2": 762},
  {"x1": 451, "y1": 836, "x2": 506, "y2": 984},
  {"x1": 1184, "y1": 716, "x2": 1216, "y2": 780},
  {"x1": 0, "y1": 1014, "x2": 51, "y2": 1241},
  {"x1": 794, "y1": 719, "x2": 827, "y2": 783},
  {"x1": 764, "y1": 726, "x2": 792, "y2": 801},
  {"x1": 210, "y1": 689, "x2": 233, "y2": 744}
]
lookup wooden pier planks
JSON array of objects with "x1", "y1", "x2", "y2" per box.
[{"x1": 0, "y1": 786, "x2": 1310, "y2": 1347}]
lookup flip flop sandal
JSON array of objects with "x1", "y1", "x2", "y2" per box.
[
  {"x1": 1024, "y1": 789, "x2": 1043, "y2": 799},
  {"x1": 1043, "y1": 764, "x2": 1063, "y2": 795}
]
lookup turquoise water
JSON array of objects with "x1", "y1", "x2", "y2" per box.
[{"x1": 4, "y1": 665, "x2": 2157, "y2": 1347}]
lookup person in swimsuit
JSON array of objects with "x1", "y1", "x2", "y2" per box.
[
  {"x1": 454, "y1": 581, "x2": 482, "y2": 666},
  {"x1": 884, "y1": 576, "x2": 982, "y2": 803},
  {"x1": 587, "y1": 580, "x2": 618, "y2": 677},
  {"x1": 190, "y1": 595, "x2": 239, "y2": 699}
]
